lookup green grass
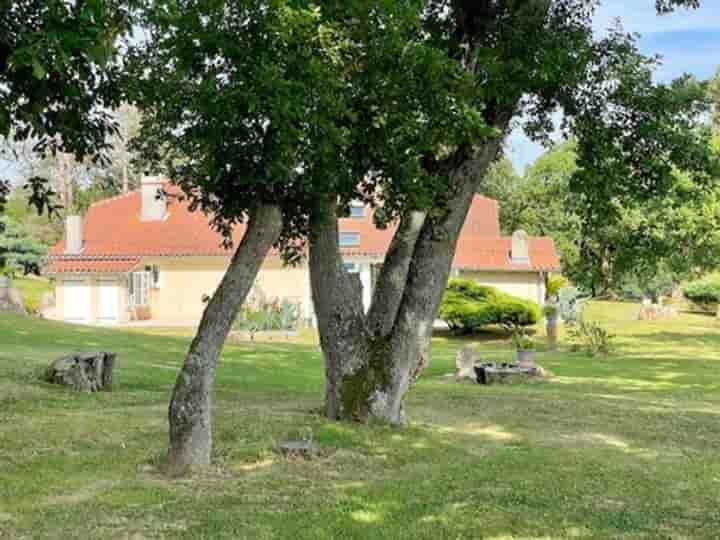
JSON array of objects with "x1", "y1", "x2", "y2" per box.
[
  {"x1": 13, "y1": 276, "x2": 53, "y2": 314},
  {"x1": 1, "y1": 301, "x2": 719, "y2": 539}
]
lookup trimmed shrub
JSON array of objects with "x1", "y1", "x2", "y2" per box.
[
  {"x1": 439, "y1": 279, "x2": 540, "y2": 333},
  {"x1": 683, "y1": 275, "x2": 720, "y2": 312}
]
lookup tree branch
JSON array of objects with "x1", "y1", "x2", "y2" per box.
[{"x1": 367, "y1": 209, "x2": 427, "y2": 336}]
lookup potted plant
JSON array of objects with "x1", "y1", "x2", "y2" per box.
[
  {"x1": 512, "y1": 328, "x2": 536, "y2": 366},
  {"x1": 543, "y1": 303, "x2": 559, "y2": 350}
]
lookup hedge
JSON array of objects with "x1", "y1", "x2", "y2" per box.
[{"x1": 439, "y1": 279, "x2": 540, "y2": 333}]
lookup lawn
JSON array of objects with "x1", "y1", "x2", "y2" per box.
[{"x1": 1, "y1": 301, "x2": 719, "y2": 539}]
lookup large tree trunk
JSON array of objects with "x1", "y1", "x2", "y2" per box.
[
  {"x1": 364, "y1": 142, "x2": 505, "y2": 424},
  {"x1": 167, "y1": 204, "x2": 282, "y2": 474},
  {"x1": 310, "y1": 136, "x2": 507, "y2": 425}
]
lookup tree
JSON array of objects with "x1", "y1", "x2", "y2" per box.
[
  {"x1": 4, "y1": 186, "x2": 62, "y2": 245},
  {"x1": 306, "y1": 1, "x2": 715, "y2": 425},
  {"x1": 127, "y1": 1, "x2": 353, "y2": 473},
  {"x1": 0, "y1": 0, "x2": 134, "y2": 218},
  {"x1": 0, "y1": 216, "x2": 46, "y2": 276},
  {"x1": 487, "y1": 138, "x2": 720, "y2": 297}
]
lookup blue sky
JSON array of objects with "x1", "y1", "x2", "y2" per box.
[{"x1": 508, "y1": 0, "x2": 720, "y2": 172}]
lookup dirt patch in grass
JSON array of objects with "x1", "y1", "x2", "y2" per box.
[{"x1": 43, "y1": 479, "x2": 118, "y2": 506}]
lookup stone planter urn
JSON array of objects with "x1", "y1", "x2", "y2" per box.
[
  {"x1": 516, "y1": 350, "x2": 537, "y2": 367},
  {"x1": 545, "y1": 313, "x2": 559, "y2": 350}
]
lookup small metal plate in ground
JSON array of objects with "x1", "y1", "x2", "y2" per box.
[{"x1": 276, "y1": 441, "x2": 321, "y2": 459}]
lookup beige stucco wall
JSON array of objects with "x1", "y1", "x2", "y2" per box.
[
  {"x1": 53, "y1": 257, "x2": 309, "y2": 325},
  {"x1": 459, "y1": 270, "x2": 545, "y2": 305},
  {"x1": 142, "y1": 256, "x2": 309, "y2": 323},
  {"x1": 54, "y1": 259, "x2": 545, "y2": 326}
]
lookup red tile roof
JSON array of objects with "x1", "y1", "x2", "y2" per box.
[
  {"x1": 48, "y1": 189, "x2": 560, "y2": 273},
  {"x1": 453, "y1": 237, "x2": 560, "y2": 271},
  {"x1": 47, "y1": 258, "x2": 140, "y2": 274}
]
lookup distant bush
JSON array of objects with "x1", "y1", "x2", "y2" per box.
[
  {"x1": 567, "y1": 321, "x2": 614, "y2": 357},
  {"x1": 234, "y1": 297, "x2": 300, "y2": 340},
  {"x1": 439, "y1": 279, "x2": 540, "y2": 333},
  {"x1": 683, "y1": 275, "x2": 720, "y2": 311}
]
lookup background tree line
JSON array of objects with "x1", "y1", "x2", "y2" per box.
[{"x1": 484, "y1": 72, "x2": 720, "y2": 299}]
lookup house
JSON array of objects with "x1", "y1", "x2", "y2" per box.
[{"x1": 47, "y1": 176, "x2": 561, "y2": 325}]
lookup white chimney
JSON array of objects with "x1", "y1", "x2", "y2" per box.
[
  {"x1": 65, "y1": 215, "x2": 84, "y2": 254},
  {"x1": 511, "y1": 230, "x2": 530, "y2": 264},
  {"x1": 141, "y1": 175, "x2": 167, "y2": 221}
]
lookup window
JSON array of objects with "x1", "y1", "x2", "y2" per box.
[
  {"x1": 343, "y1": 262, "x2": 359, "y2": 273},
  {"x1": 339, "y1": 232, "x2": 361, "y2": 247},
  {"x1": 349, "y1": 202, "x2": 366, "y2": 218},
  {"x1": 129, "y1": 271, "x2": 151, "y2": 307},
  {"x1": 145, "y1": 265, "x2": 160, "y2": 288}
]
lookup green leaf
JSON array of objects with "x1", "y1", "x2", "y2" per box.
[{"x1": 32, "y1": 60, "x2": 47, "y2": 80}]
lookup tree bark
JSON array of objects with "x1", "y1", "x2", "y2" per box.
[
  {"x1": 367, "y1": 210, "x2": 427, "y2": 336},
  {"x1": 309, "y1": 198, "x2": 372, "y2": 420},
  {"x1": 167, "y1": 204, "x2": 282, "y2": 474}
]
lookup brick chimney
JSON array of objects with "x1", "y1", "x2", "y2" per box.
[
  {"x1": 141, "y1": 175, "x2": 167, "y2": 221},
  {"x1": 65, "y1": 215, "x2": 83, "y2": 254},
  {"x1": 511, "y1": 230, "x2": 530, "y2": 264}
]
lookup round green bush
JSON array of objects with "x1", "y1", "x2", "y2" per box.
[
  {"x1": 683, "y1": 276, "x2": 720, "y2": 311},
  {"x1": 439, "y1": 279, "x2": 540, "y2": 333}
]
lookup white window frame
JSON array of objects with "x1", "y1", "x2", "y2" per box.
[
  {"x1": 129, "y1": 271, "x2": 151, "y2": 307},
  {"x1": 349, "y1": 201, "x2": 366, "y2": 218},
  {"x1": 339, "y1": 232, "x2": 361, "y2": 247},
  {"x1": 144, "y1": 264, "x2": 161, "y2": 289}
]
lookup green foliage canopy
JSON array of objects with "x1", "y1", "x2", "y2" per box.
[{"x1": 127, "y1": 1, "x2": 358, "y2": 255}]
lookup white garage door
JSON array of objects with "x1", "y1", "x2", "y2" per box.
[
  {"x1": 98, "y1": 279, "x2": 119, "y2": 323},
  {"x1": 63, "y1": 279, "x2": 91, "y2": 323}
]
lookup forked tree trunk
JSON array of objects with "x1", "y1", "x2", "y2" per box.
[
  {"x1": 364, "y1": 143, "x2": 504, "y2": 424},
  {"x1": 310, "y1": 137, "x2": 506, "y2": 425},
  {"x1": 168, "y1": 204, "x2": 282, "y2": 474}
]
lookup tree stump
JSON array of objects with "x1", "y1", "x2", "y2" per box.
[
  {"x1": 44, "y1": 352, "x2": 117, "y2": 392},
  {"x1": 474, "y1": 364, "x2": 549, "y2": 384}
]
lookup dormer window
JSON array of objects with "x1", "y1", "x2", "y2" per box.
[
  {"x1": 349, "y1": 201, "x2": 366, "y2": 218},
  {"x1": 339, "y1": 232, "x2": 361, "y2": 247}
]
